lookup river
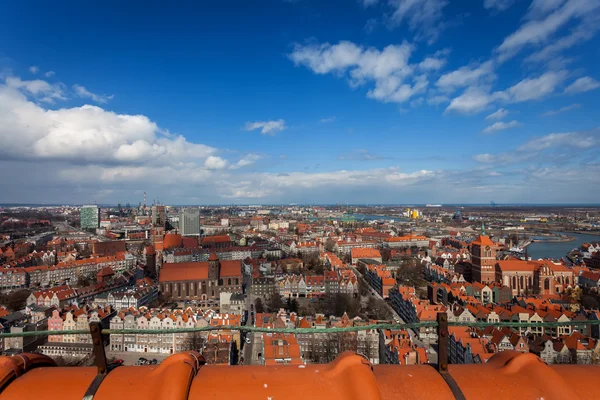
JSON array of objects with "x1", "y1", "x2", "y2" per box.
[{"x1": 526, "y1": 232, "x2": 600, "y2": 260}]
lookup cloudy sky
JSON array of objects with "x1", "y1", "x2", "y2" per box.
[{"x1": 1, "y1": 0, "x2": 599, "y2": 205}]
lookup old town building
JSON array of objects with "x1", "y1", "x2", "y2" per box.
[{"x1": 158, "y1": 253, "x2": 242, "y2": 303}]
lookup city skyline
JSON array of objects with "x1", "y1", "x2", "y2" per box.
[{"x1": 1, "y1": 0, "x2": 599, "y2": 204}]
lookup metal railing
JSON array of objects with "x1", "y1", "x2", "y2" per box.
[
  {"x1": 2, "y1": 315, "x2": 598, "y2": 399},
  {"x1": 1, "y1": 318, "x2": 597, "y2": 338}
]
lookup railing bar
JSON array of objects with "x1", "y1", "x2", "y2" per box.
[{"x1": 0, "y1": 319, "x2": 597, "y2": 338}]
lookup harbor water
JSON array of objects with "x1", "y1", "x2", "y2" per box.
[{"x1": 526, "y1": 232, "x2": 600, "y2": 260}]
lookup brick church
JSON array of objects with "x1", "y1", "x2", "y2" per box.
[
  {"x1": 158, "y1": 252, "x2": 242, "y2": 304},
  {"x1": 470, "y1": 225, "x2": 573, "y2": 295}
]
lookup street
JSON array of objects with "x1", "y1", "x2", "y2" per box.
[
  {"x1": 242, "y1": 295, "x2": 261, "y2": 365},
  {"x1": 348, "y1": 263, "x2": 437, "y2": 364}
]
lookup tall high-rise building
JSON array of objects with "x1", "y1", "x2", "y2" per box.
[
  {"x1": 179, "y1": 207, "x2": 200, "y2": 236},
  {"x1": 152, "y1": 205, "x2": 166, "y2": 227},
  {"x1": 80, "y1": 205, "x2": 100, "y2": 230}
]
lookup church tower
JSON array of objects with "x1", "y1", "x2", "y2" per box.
[
  {"x1": 208, "y1": 252, "x2": 220, "y2": 281},
  {"x1": 471, "y1": 223, "x2": 496, "y2": 283}
]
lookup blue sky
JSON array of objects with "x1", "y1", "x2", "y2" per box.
[{"x1": 0, "y1": 0, "x2": 599, "y2": 205}]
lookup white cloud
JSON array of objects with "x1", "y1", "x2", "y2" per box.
[
  {"x1": 473, "y1": 153, "x2": 496, "y2": 163},
  {"x1": 447, "y1": 71, "x2": 566, "y2": 114},
  {"x1": 204, "y1": 156, "x2": 228, "y2": 170},
  {"x1": 482, "y1": 120, "x2": 521, "y2": 134},
  {"x1": 5, "y1": 76, "x2": 66, "y2": 103},
  {"x1": 496, "y1": 0, "x2": 600, "y2": 61},
  {"x1": 0, "y1": 76, "x2": 215, "y2": 166},
  {"x1": 339, "y1": 149, "x2": 386, "y2": 161},
  {"x1": 506, "y1": 70, "x2": 567, "y2": 102},
  {"x1": 525, "y1": 19, "x2": 599, "y2": 63},
  {"x1": 29, "y1": 66, "x2": 39, "y2": 74},
  {"x1": 419, "y1": 57, "x2": 445, "y2": 71},
  {"x1": 244, "y1": 119, "x2": 286, "y2": 135},
  {"x1": 525, "y1": 0, "x2": 566, "y2": 19},
  {"x1": 564, "y1": 76, "x2": 600, "y2": 94},
  {"x1": 73, "y1": 84, "x2": 114, "y2": 103},
  {"x1": 436, "y1": 61, "x2": 495, "y2": 92},
  {"x1": 517, "y1": 132, "x2": 598, "y2": 152},
  {"x1": 427, "y1": 94, "x2": 449, "y2": 105},
  {"x1": 387, "y1": 0, "x2": 449, "y2": 44},
  {"x1": 367, "y1": 73, "x2": 428, "y2": 103},
  {"x1": 485, "y1": 108, "x2": 508, "y2": 120},
  {"x1": 320, "y1": 116, "x2": 336, "y2": 123},
  {"x1": 252, "y1": 168, "x2": 434, "y2": 191},
  {"x1": 542, "y1": 103, "x2": 581, "y2": 116},
  {"x1": 418, "y1": 48, "x2": 450, "y2": 72},
  {"x1": 290, "y1": 40, "x2": 429, "y2": 104},
  {"x1": 44, "y1": 71, "x2": 55, "y2": 78},
  {"x1": 230, "y1": 154, "x2": 262, "y2": 170},
  {"x1": 484, "y1": 0, "x2": 514, "y2": 12},
  {"x1": 445, "y1": 87, "x2": 497, "y2": 114}
]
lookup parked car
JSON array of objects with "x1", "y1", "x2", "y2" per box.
[
  {"x1": 136, "y1": 358, "x2": 148, "y2": 366},
  {"x1": 108, "y1": 359, "x2": 124, "y2": 370},
  {"x1": 151, "y1": 359, "x2": 158, "y2": 365},
  {"x1": 245, "y1": 337, "x2": 251, "y2": 344}
]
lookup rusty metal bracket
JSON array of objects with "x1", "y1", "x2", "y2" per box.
[
  {"x1": 436, "y1": 312, "x2": 466, "y2": 400},
  {"x1": 82, "y1": 322, "x2": 112, "y2": 400}
]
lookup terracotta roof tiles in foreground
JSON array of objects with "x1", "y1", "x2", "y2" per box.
[{"x1": 1, "y1": 351, "x2": 599, "y2": 399}]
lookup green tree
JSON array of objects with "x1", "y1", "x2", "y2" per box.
[
  {"x1": 76, "y1": 275, "x2": 92, "y2": 287},
  {"x1": 286, "y1": 297, "x2": 299, "y2": 313},
  {"x1": 324, "y1": 238, "x2": 336, "y2": 252},
  {"x1": 0, "y1": 289, "x2": 32, "y2": 312},
  {"x1": 364, "y1": 296, "x2": 393, "y2": 320},
  {"x1": 267, "y1": 295, "x2": 284, "y2": 312},
  {"x1": 254, "y1": 297, "x2": 265, "y2": 313}
]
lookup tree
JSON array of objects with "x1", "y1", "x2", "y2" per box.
[
  {"x1": 267, "y1": 295, "x2": 284, "y2": 312},
  {"x1": 0, "y1": 289, "x2": 32, "y2": 312},
  {"x1": 286, "y1": 297, "x2": 299, "y2": 313},
  {"x1": 76, "y1": 275, "x2": 92, "y2": 287},
  {"x1": 324, "y1": 238, "x2": 336, "y2": 253},
  {"x1": 312, "y1": 263, "x2": 325, "y2": 275},
  {"x1": 381, "y1": 248, "x2": 392, "y2": 262},
  {"x1": 395, "y1": 262, "x2": 426, "y2": 287},
  {"x1": 358, "y1": 279, "x2": 369, "y2": 296},
  {"x1": 254, "y1": 297, "x2": 265, "y2": 313},
  {"x1": 15, "y1": 244, "x2": 32, "y2": 258},
  {"x1": 364, "y1": 296, "x2": 393, "y2": 320}
]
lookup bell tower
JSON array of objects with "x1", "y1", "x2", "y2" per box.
[{"x1": 471, "y1": 223, "x2": 496, "y2": 283}]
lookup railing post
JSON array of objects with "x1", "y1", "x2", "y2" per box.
[
  {"x1": 437, "y1": 312, "x2": 448, "y2": 372},
  {"x1": 82, "y1": 322, "x2": 109, "y2": 400},
  {"x1": 435, "y1": 312, "x2": 466, "y2": 400},
  {"x1": 89, "y1": 322, "x2": 108, "y2": 374}
]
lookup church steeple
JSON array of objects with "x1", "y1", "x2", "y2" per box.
[{"x1": 481, "y1": 222, "x2": 486, "y2": 236}]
